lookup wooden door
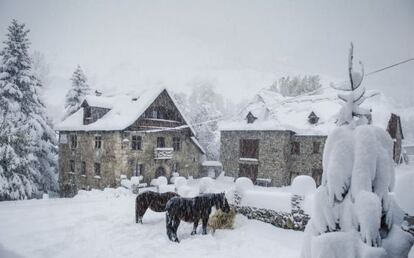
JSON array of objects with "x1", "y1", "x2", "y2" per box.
[{"x1": 239, "y1": 164, "x2": 258, "y2": 183}]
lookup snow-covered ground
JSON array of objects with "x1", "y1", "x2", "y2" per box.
[
  {"x1": 0, "y1": 189, "x2": 303, "y2": 258},
  {"x1": 0, "y1": 163, "x2": 413, "y2": 258}
]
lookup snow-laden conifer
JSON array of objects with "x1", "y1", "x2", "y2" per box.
[
  {"x1": 301, "y1": 43, "x2": 413, "y2": 258},
  {"x1": 0, "y1": 20, "x2": 58, "y2": 200},
  {"x1": 64, "y1": 65, "x2": 90, "y2": 119}
]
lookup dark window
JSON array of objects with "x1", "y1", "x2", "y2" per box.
[
  {"x1": 94, "y1": 135, "x2": 102, "y2": 149},
  {"x1": 69, "y1": 160, "x2": 75, "y2": 173},
  {"x1": 173, "y1": 162, "x2": 180, "y2": 173},
  {"x1": 133, "y1": 162, "x2": 139, "y2": 177},
  {"x1": 157, "y1": 137, "x2": 165, "y2": 148},
  {"x1": 313, "y1": 142, "x2": 321, "y2": 154},
  {"x1": 81, "y1": 162, "x2": 86, "y2": 175},
  {"x1": 94, "y1": 163, "x2": 101, "y2": 176},
  {"x1": 84, "y1": 107, "x2": 92, "y2": 124},
  {"x1": 70, "y1": 135, "x2": 77, "y2": 149},
  {"x1": 246, "y1": 112, "x2": 257, "y2": 124},
  {"x1": 308, "y1": 111, "x2": 319, "y2": 124},
  {"x1": 240, "y1": 139, "x2": 259, "y2": 158},
  {"x1": 173, "y1": 137, "x2": 180, "y2": 151},
  {"x1": 312, "y1": 168, "x2": 323, "y2": 186},
  {"x1": 239, "y1": 164, "x2": 258, "y2": 183},
  {"x1": 131, "y1": 136, "x2": 142, "y2": 150},
  {"x1": 139, "y1": 164, "x2": 145, "y2": 176},
  {"x1": 291, "y1": 142, "x2": 300, "y2": 155}
]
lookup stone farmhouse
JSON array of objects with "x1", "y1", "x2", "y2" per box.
[
  {"x1": 55, "y1": 88, "x2": 205, "y2": 196},
  {"x1": 220, "y1": 88, "x2": 403, "y2": 187}
]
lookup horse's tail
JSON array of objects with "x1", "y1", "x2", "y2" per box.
[
  {"x1": 165, "y1": 210, "x2": 174, "y2": 239},
  {"x1": 166, "y1": 210, "x2": 180, "y2": 242}
]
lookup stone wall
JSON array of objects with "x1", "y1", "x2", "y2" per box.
[
  {"x1": 59, "y1": 131, "x2": 122, "y2": 197},
  {"x1": 59, "y1": 129, "x2": 203, "y2": 197},
  {"x1": 289, "y1": 135, "x2": 326, "y2": 185},
  {"x1": 220, "y1": 130, "x2": 294, "y2": 187},
  {"x1": 118, "y1": 129, "x2": 202, "y2": 183}
]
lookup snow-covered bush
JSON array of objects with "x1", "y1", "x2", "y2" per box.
[
  {"x1": 235, "y1": 177, "x2": 254, "y2": 193},
  {"x1": 174, "y1": 177, "x2": 187, "y2": 190},
  {"x1": 234, "y1": 177, "x2": 254, "y2": 205},
  {"x1": 291, "y1": 175, "x2": 316, "y2": 196},
  {"x1": 170, "y1": 172, "x2": 180, "y2": 184},
  {"x1": 199, "y1": 177, "x2": 215, "y2": 194},
  {"x1": 301, "y1": 44, "x2": 414, "y2": 258},
  {"x1": 156, "y1": 176, "x2": 168, "y2": 186}
]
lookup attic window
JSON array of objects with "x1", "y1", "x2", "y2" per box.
[
  {"x1": 246, "y1": 112, "x2": 257, "y2": 124},
  {"x1": 308, "y1": 111, "x2": 319, "y2": 125}
]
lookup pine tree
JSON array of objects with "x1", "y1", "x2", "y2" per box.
[
  {"x1": 64, "y1": 65, "x2": 90, "y2": 119},
  {"x1": 0, "y1": 20, "x2": 58, "y2": 200}
]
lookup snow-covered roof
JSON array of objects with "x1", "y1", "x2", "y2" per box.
[
  {"x1": 220, "y1": 88, "x2": 396, "y2": 136},
  {"x1": 81, "y1": 95, "x2": 114, "y2": 109},
  {"x1": 55, "y1": 87, "x2": 196, "y2": 136},
  {"x1": 190, "y1": 136, "x2": 206, "y2": 154}
]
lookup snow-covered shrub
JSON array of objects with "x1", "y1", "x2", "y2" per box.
[
  {"x1": 291, "y1": 175, "x2": 316, "y2": 196},
  {"x1": 235, "y1": 177, "x2": 254, "y2": 193},
  {"x1": 170, "y1": 172, "x2": 180, "y2": 184},
  {"x1": 156, "y1": 176, "x2": 168, "y2": 186},
  {"x1": 130, "y1": 176, "x2": 142, "y2": 185},
  {"x1": 174, "y1": 177, "x2": 187, "y2": 190},
  {"x1": 199, "y1": 177, "x2": 215, "y2": 194},
  {"x1": 234, "y1": 177, "x2": 254, "y2": 205}
]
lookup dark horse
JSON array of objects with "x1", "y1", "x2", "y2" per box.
[
  {"x1": 165, "y1": 193, "x2": 230, "y2": 242},
  {"x1": 135, "y1": 191, "x2": 179, "y2": 224}
]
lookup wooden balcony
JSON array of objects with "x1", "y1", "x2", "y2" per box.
[{"x1": 154, "y1": 147, "x2": 174, "y2": 160}]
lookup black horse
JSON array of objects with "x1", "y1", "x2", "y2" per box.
[
  {"x1": 135, "y1": 191, "x2": 179, "y2": 224},
  {"x1": 165, "y1": 193, "x2": 230, "y2": 242}
]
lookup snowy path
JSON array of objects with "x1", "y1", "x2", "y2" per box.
[{"x1": 0, "y1": 194, "x2": 303, "y2": 258}]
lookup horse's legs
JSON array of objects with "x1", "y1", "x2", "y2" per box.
[
  {"x1": 191, "y1": 219, "x2": 199, "y2": 235},
  {"x1": 201, "y1": 216, "x2": 209, "y2": 235},
  {"x1": 136, "y1": 202, "x2": 147, "y2": 224},
  {"x1": 172, "y1": 217, "x2": 181, "y2": 242}
]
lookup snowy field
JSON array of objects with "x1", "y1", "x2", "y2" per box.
[
  {"x1": 0, "y1": 164, "x2": 413, "y2": 258},
  {"x1": 0, "y1": 190, "x2": 302, "y2": 258}
]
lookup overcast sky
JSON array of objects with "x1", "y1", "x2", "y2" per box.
[{"x1": 1, "y1": 0, "x2": 413, "y2": 119}]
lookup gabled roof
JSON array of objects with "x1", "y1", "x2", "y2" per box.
[
  {"x1": 220, "y1": 88, "x2": 397, "y2": 136},
  {"x1": 55, "y1": 87, "x2": 197, "y2": 136},
  {"x1": 80, "y1": 95, "x2": 114, "y2": 109}
]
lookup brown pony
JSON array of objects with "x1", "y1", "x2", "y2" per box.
[{"x1": 135, "y1": 191, "x2": 179, "y2": 224}]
